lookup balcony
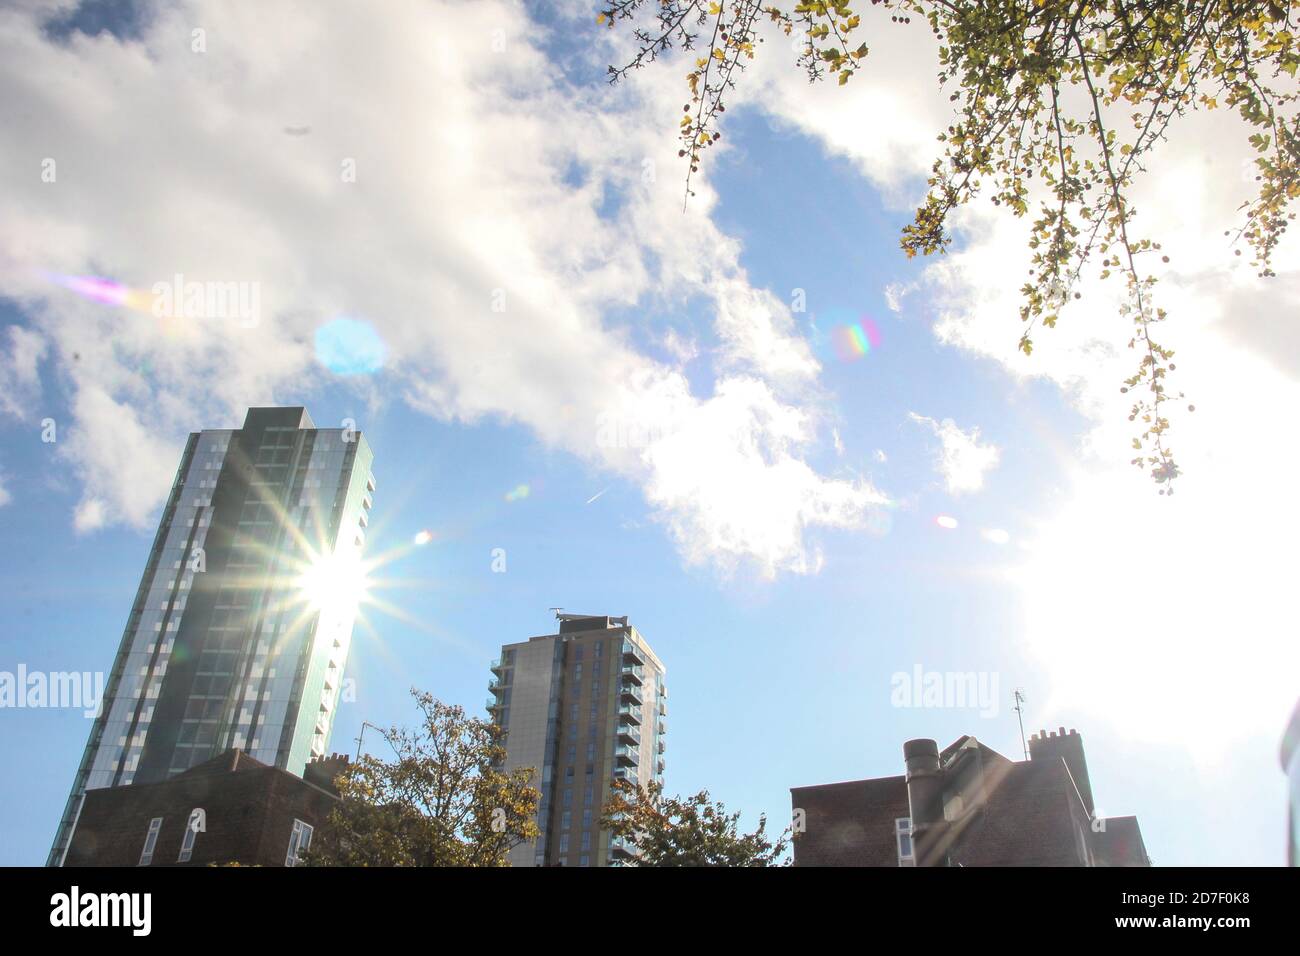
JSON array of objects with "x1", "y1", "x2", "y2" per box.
[
  {"x1": 657, "y1": 719, "x2": 666, "y2": 736},
  {"x1": 620, "y1": 663, "x2": 644, "y2": 686},
  {"x1": 613, "y1": 766, "x2": 639, "y2": 785},
  {"x1": 656, "y1": 758, "x2": 665, "y2": 775},
  {"x1": 621, "y1": 641, "x2": 644, "y2": 666},
  {"x1": 610, "y1": 835, "x2": 637, "y2": 860},
  {"x1": 619, "y1": 682, "x2": 643, "y2": 706},
  {"x1": 617, "y1": 725, "x2": 641, "y2": 746},
  {"x1": 489, "y1": 658, "x2": 503, "y2": 675},
  {"x1": 657, "y1": 739, "x2": 665, "y2": 754},
  {"x1": 614, "y1": 743, "x2": 639, "y2": 767},
  {"x1": 488, "y1": 676, "x2": 507, "y2": 694},
  {"x1": 485, "y1": 697, "x2": 502, "y2": 712},
  {"x1": 617, "y1": 704, "x2": 642, "y2": 726}
]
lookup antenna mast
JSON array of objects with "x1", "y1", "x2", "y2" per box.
[
  {"x1": 1013, "y1": 688, "x2": 1029, "y2": 760},
  {"x1": 355, "y1": 720, "x2": 383, "y2": 760}
]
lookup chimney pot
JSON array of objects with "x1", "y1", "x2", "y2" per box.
[{"x1": 902, "y1": 739, "x2": 946, "y2": 866}]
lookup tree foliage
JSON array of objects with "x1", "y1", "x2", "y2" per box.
[
  {"x1": 599, "y1": 0, "x2": 1300, "y2": 490},
  {"x1": 301, "y1": 690, "x2": 539, "y2": 867},
  {"x1": 601, "y1": 778, "x2": 790, "y2": 865}
]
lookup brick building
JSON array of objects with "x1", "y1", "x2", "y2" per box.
[
  {"x1": 791, "y1": 728, "x2": 1149, "y2": 867},
  {"x1": 63, "y1": 749, "x2": 347, "y2": 867}
]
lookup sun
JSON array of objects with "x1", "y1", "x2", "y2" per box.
[{"x1": 295, "y1": 549, "x2": 371, "y2": 617}]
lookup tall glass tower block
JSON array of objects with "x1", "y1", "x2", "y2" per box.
[
  {"x1": 489, "y1": 614, "x2": 667, "y2": 867},
  {"x1": 47, "y1": 407, "x2": 375, "y2": 865}
]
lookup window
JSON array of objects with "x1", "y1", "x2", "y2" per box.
[
  {"x1": 138, "y1": 817, "x2": 163, "y2": 866},
  {"x1": 177, "y1": 809, "x2": 202, "y2": 862},
  {"x1": 558, "y1": 833, "x2": 570, "y2": 855},
  {"x1": 895, "y1": 817, "x2": 915, "y2": 867},
  {"x1": 286, "y1": 819, "x2": 314, "y2": 867}
]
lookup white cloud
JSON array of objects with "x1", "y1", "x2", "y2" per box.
[
  {"x1": 0, "y1": 0, "x2": 884, "y2": 575},
  {"x1": 0, "y1": 324, "x2": 47, "y2": 418},
  {"x1": 908, "y1": 412, "x2": 1000, "y2": 495},
  {"x1": 0, "y1": 475, "x2": 10, "y2": 508},
  {"x1": 711, "y1": 277, "x2": 820, "y2": 387},
  {"x1": 883, "y1": 281, "x2": 917, "y2": 314},
  {"x1": 644, "y1": 378, "x2": 887, "y2": 577},
  {"x1": 660, "y1": 327, "x2": 698, "y2": 366}
]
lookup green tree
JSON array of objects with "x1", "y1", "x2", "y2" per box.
[
  {"x1": 599, "y1": 1, "x2": 1300, "y2": 490},
  {"x1": 302, "y1": 690, "x2": 539, "y2": 866},
  {"x1": 601, "y1": 778, "x2": 791, "y2": 865}
]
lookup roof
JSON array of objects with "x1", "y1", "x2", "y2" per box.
[
  {"x1": 173, "y1": 749, "x2": 271, "y2": 779},
  {"x1": 791, "y1": 734, "x2": 1145, "y2": 866},
  {"x1": 1091, "y1": 816, "x2": 1150, "y2": 867}
]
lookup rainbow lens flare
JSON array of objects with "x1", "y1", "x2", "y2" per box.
[
  {"x1": 831, "y1": 317, "x2": 882, "y2": 362},
  {"x1": 42, "y1": 272, "x2": 150, "y2": 310}
]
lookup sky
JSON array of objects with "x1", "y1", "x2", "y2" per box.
[{"x1": 0, "y1": 0, "x2": 1296, "y2": 866}]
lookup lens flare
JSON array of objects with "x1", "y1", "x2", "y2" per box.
[
  {"x1": 413, "y1": 529, "x2": 434, "y2": 546},
  {"x1": 315, "y1": 317, "x2": 386, "y2": 376},
  {"x1": 981, "y1": 528, "x2": 1011, "y2": 545},
  {"x1": 935, "y1": 515, "x2": 959, "y2": 530},
  {"x1": 830, "y1": 317, "x2": 882, "y2": 363},
  {"x1": 504, "y1": 484, "x2": 530, "y2": 503},
  {"x1": 41, "y1": 271, "x2": 151, "y2": 310}
]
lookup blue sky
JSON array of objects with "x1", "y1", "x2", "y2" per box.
[{"x1": 0, "y1": 0, "x2": 1296, "y2": 866}]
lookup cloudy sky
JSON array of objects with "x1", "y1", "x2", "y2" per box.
[{"x1": 0, "y1": 0, "x2": 1296, "y2": 865}]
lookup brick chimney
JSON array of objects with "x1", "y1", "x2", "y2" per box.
[
  {"x1": 903, "y1": 738, "x2": 948, "y2": 866},
  {"x1": 304, "y1": 752, "x2": 351, "y2": 795},
  {"x1": 1028, "y1": 727, "x2": 1094, "y2": 816}
]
